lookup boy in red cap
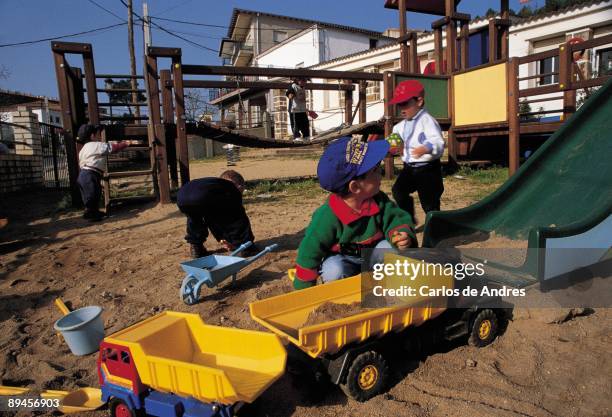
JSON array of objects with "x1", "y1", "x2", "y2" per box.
[
  {"x1": 389, "y1": 80, "x2": 445, "y2": 222},
  {"x1": 293, "y1": 136, "x2": 416, "y2": 290}
]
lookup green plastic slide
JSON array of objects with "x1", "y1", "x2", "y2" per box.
[{"x1": 422, "y1": 79, "x2": 612, "y2": 284}]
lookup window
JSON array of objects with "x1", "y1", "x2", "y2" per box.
[
  {"x1": 597, "y1": 47, "x2": 612, "y2": 76},
  {"x1": 538, "y1": 56, "x2": 559, "y2": 85},
  {"x1": 369, "y1": 39, "x2": 378, "y2": 49},
  {"x1": 273, "y1": 30, "x2": 287, "y2": 43}
]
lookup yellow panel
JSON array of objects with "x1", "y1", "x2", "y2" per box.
[{"x1": 453, "y1": 63, "x2": 508, "y2": 126}]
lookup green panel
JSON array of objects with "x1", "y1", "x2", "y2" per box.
[{"x1": 394, "y1": 74, "x2": 449, "y2": 119}]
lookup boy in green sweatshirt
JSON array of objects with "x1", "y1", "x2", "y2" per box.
[{"x1": 294, "y1": 136, "x2": 416, "y2": 290}]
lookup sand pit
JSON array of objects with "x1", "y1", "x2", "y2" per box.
[{"x1": 1, "y1": 164, "x2": 610, "y2": 417}]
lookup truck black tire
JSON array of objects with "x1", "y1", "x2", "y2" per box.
[
  {"x1": 468, "y1": 309, "x2": 499, "y2": 347},
  {"x1": 110, "y1": 398, "x2": 139, "y2": 417},
  {"x1": 340, "y1": 350, "x2": 389, "y2": 402}
]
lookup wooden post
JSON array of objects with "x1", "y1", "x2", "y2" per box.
[
  {"x1": 500, "y1": 0, "x2": 509, "y2": 60},
  {"x1": 383, "y1": 72, "x2": 395, "y2": 179},
  {"x1": 145, "y1": 54, "x2": 171, "y2": 203},
  {"x1": 434, "y1": 28, "x2": 443, "y2": 75},
  {"x1": 399, "y1": 0, "x2": 409, "y2": 72},
  {"x1": 558, "y1": 42, "x2": 575, "y2": 120},
  {"x1": 460, "y1": 22, "x2": 469, "y2": 70},
  {"x1": 171, "y1": 55, "x2": 190, "y2": 185},
  {"x1": 409, "y1": 34, "x2": 419, "y2": 73},
  {"x1": 358, "y1": 80, "x2": 367, "y2": 123},
  {"x1": 344, "y1": 80, "x2": 353, "y2": 125},
  {"x1": 508, "y1": 58, "x2": 520, "y2": 175},
  {"x1": 445, "y1": 0, "x2": 457, "y2": 73},
  {"x1": 52, "y1": 49, "x2": 81, "y2": 206},
  {"x1": 81, "y1": 46, "x2": 99, "y2": 125},
  {"x1": 160, "y1": 69, "x2": 178, "y2": 188},
  {"x1": 447, "y1": 74, "x2": 457, "y2": 169},
  {"x1": 488, "y1": 20, "x2": 499, "y2": 63}
]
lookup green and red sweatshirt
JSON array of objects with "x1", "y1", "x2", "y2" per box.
[{"x1": 294, "y1": 192, "x2": 415, "y2": 289}]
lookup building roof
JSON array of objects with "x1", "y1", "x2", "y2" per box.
[
  {"x1": 511, "y1": 0, "x2": 610, "y2": 28},
  {"x1": 225, "y1": 8, "x2": 389, "y2": 40},
  {"x1": 0, "y1": 89, "x2": 59, "y2": 109}
]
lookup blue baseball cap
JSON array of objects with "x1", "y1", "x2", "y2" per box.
[{"x1": 317, "y1": 136, "x2": 390, "y2": 192}]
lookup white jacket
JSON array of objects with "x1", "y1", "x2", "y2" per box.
[{"x1": 392, "y1": 109, "x2": 445, "y2": 164}]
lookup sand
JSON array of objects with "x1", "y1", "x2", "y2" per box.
[{"x1": 0, "y1": 157, "x2": 610, "y2": 417}]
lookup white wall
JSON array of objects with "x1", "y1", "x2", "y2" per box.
[{"x1": 256, "y1": 28, "x2": 320, "y2": 69}]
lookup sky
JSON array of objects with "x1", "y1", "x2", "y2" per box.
[{"x1": 0, "y1": 0, "x2": 533, "y2": 99}]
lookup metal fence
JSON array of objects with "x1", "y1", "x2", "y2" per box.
[{"x1": 39, "y1": 122, "x2": 69, "y2": 189}]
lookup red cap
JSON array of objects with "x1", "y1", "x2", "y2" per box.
[
  {"x1": 389, "y1": 80, "x2": 424, "y2": 105},
  {"x1": 567, "y1": 37, "x2": 584, "y2": 45}
]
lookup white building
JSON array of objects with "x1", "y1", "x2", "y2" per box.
[
  {"x1": 308, "y1": 0, "x2": 612, "y2": 132},
  {"x1": 214, "y1": 8, "x2": 395, "y2": 138}
]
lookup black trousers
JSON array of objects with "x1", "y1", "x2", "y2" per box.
[
  {"x1": 290, "y1": 112, "x2": 309, "y2": 138},
  {"x1": 392, "y1": 160, "x2": 444, "y2": 221},
  {"x1": 77, "y1": 169, "x2": 102, "y2": 213},
  {"x1": 177, "y1": 202, "x2": 254, "y2": 247}
]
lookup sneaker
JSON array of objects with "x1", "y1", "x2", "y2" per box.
[
  {"x1": 294, "y1": 137, "x2": 304, "y2": 142},
  {"x1": 190, "y1": 244, "x2": 209, "y2": 259}
]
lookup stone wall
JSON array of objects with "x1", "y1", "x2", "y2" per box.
[{"x1": 0, "y1": 107, "x2": 44, "y2": 193}]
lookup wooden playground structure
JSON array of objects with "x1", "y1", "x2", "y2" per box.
[{"x1": 52, "y1": 0, "x2": 612, "y2": 208}]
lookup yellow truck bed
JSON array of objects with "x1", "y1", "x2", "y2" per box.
[
  {"x1": 103, "y1": 312, "x2": 286, "y2": 404},
  {"x1": 249, "y1": 273, "x2": 448, "y2": 358}
]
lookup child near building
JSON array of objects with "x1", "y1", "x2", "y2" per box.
[
  {"x1": 389, "y1": 80, "x2": 445, "y2": 222},
  {"x1": 76, "y1": 124, "x2": 134, "y2": 221},
  {"x1": 293, "y1": 136, "x2": 416, "y2": 290},
  {"x1": 176, "y1": 170, "x2": 256, "y2": 259}
]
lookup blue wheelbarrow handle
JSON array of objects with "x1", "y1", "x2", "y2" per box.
[
  {"x1": 245, "y1": 243, "x2": 279, "y2": 263},
  {"x1": 229, "y1": 241, "x2": 253, "y2": 256}
]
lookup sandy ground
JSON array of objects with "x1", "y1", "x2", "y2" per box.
[{"x1": 0, "y1": 156, "x2": 610, "y2": 417}]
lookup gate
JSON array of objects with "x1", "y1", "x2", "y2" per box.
[{"x1": 39, "y1": 122, "x2": 69, "y2": 189}]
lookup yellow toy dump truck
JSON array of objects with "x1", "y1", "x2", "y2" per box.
[
  {"x1": 97, "y1": 311, "x2": 286, "y2": 417},
  {"x1": 250, "y1": 272, "x2": 506, "y2": 401}
]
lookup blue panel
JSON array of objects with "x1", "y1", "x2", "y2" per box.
[
  {"x1": 144, "y1": 391, "x2": 184, "y2": 417},
  {"x1": 468, "y1": 30, "x2": 489, "y2": 68}
]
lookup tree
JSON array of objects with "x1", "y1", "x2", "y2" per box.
[
  {"x1": 104, "y1": 78, "x2": 146, "y2": 117},
  {"x1": 184, "y1": 89, "x2": 217, "y2": 122},
  {"x1": 517, "y1": 6, "x2": 534, "y2": 18},
  {"x1": 485, "y1": 8, "x2": 497, "y2": 18}
]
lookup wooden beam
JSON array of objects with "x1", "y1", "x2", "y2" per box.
[
  {"x1": 181, "y1": 64, "x2": 383, "y2": 81},
  {"x1": 147, "y1": 46, "x2": 182, "y2": 58},
  {"x1": 508, "y1": 58, "x2": 520, "y2": 175},
  {"x1": 82, "y1": 51, "x2": 99, "y2": 124},
  {"x1": 52, "y1": 51, "x2": 81, "y2": 206},
  {"x1": 181, "y1": 80, "x2": 354, "y2": 90},
  {"x1": 399, "y1": 0, "x2": 409, "y2": 72},
  {"x1": 460, "y1": 22, "x2": 469, "y2": 70},
  {"x1": 445, "y1": 0, "x2": 457, "y2": 73},
  {"x1": 51, "y1": 41, "x2": 93, "y2": 54},
  {"x1": 172, "y1": 59, "x2": 190, "y2": 186},
  {"x1": 383, "y1": 71, "x2": 395, "y2": 180},
  {"x1": 434, "y1": 28, "x2": 443, "y2": 75},
  {"x1": 344, "y1": 80, "x2": 353, "y2": 125},
  {"x1": 145, "y1": 54, "x2": 171, "y2": 204},
  {"x1": 160, "y1": 69, "x2": 178, "y2": 189},
  {"x1": 359, "y1": 81, "x2": 367, "y2": 124}
]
